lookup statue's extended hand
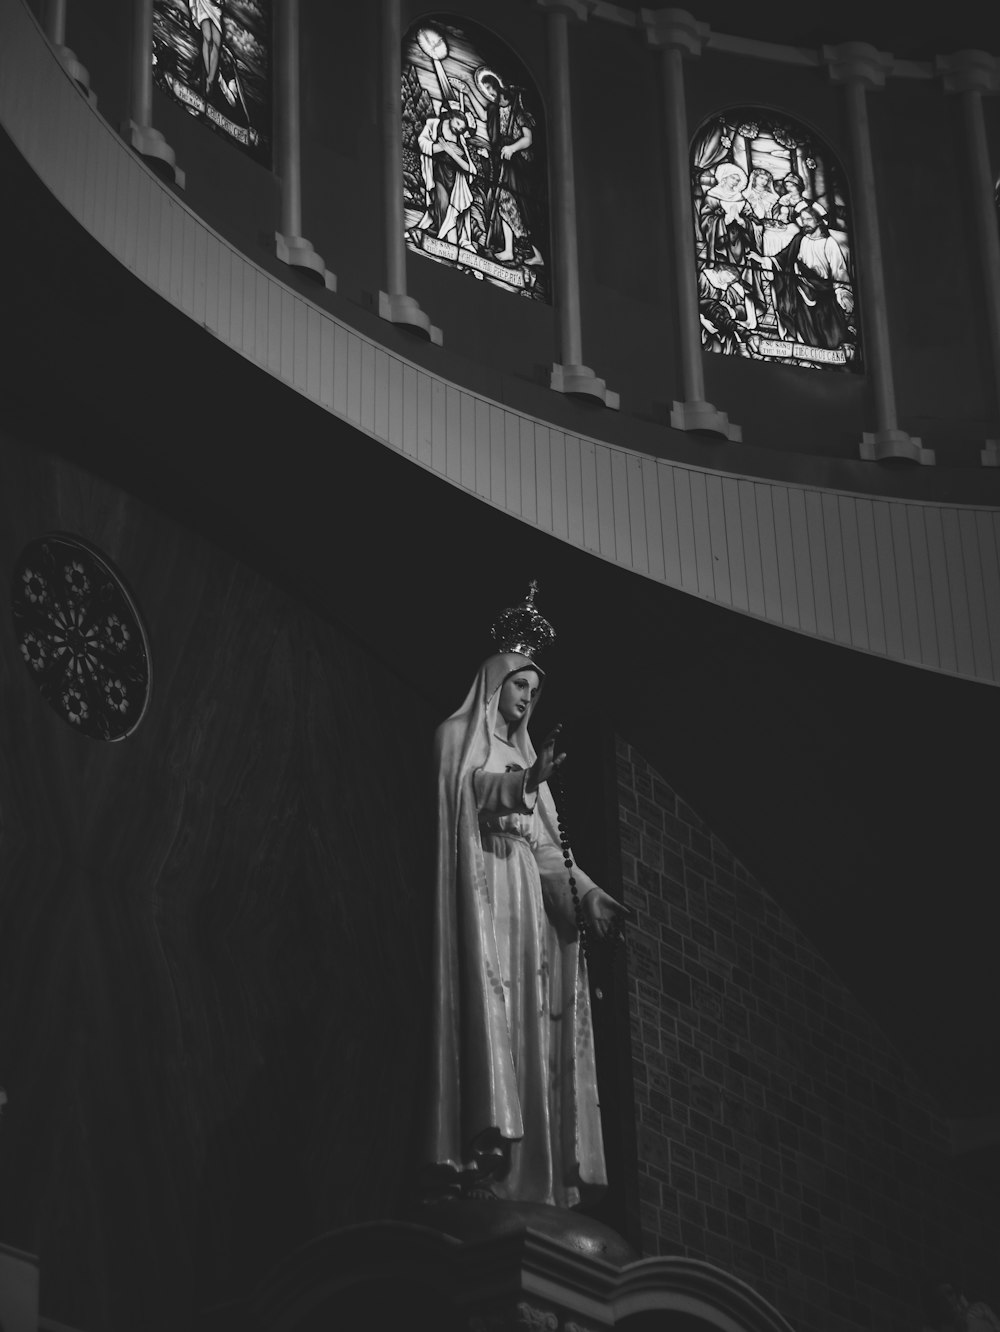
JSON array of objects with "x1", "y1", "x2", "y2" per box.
[
  {"x1": 526, "y1": 724, "x2": 565, "y2": 792},
  {"x1": 581, "y1": 887, "x2": 633, "y2": 942}
]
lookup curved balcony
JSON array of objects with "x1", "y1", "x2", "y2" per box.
[{"x1": 1, "y1": 0, "x2": 999, "y2": 687}]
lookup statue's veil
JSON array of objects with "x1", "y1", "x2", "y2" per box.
[{"x1": 424, "y1": 652, "x2": 542, "y2": 1180}]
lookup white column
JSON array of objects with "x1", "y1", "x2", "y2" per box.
[
  {"x1": 44, "y1": 0, "x2": 95, "y2": 104},
  {"x1": 643, "y1": 9, "x2": 740, "y2": 442},
  {"x1": 936, "y1": 50, "x2": 1000, "y2": 466},
  {"x1": 537, "y1": 0, "x2": 618, "y2": 408},
  {"x1": 824, "y1": 42, "x2": 933, "y2": 464},
  {"x1": 378, "y1": 0, "x2": 441, "y2": 344},
  {"x1": 274, "y1": 0, "x2": 335, "y2": 288},
  {"x1": 122, "y1": 0, "x2": 184, "y2": 188}
]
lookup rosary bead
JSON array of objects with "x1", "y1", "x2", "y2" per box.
[{"x1": 550, "y1": 769, "x2": 602, "y2": 974}]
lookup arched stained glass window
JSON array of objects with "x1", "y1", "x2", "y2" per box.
[
  {"x1": 152, "y1": 0, "x2": 272, "y2": 166},
  {"x1": 402, "y1": 15, "x2": 549, "y2": 301},
  {"x1": 692, "y1": 108, "x2": 859, "y2": 370}
]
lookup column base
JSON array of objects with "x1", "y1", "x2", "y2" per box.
[
  {"x1": 981, "y1": 441, "x2": 1000, "y2": 467},
  {"x1": 670, "y1": 399, "x2": 742, "y2": 442},
  {"x1": 275, "y1": 233, "x2": 336, "y2": 290},
  {"x1": 378, "y1": 291, "x2": 442, "y2": 345},
  {"x1": 549, "y1": 363, "x2": 619, "y2": 409},
  {"x1": 55, "y1": 45, "x2": 96, "y2": 105},
  {"x1": 122, "y1": 121, "x2": 185, "y2": 189},
  {"x1": 860, "y1": 430, "x2": 935, "y2": 464}
]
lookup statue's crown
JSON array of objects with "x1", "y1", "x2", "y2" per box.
[{"x1": 490, "y1": 580, "x2": 556, "y2": 658}]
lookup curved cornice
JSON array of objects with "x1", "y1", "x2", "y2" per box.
[
  {"x1": 2, "y1": 0, "x2": 999, "y2": 685},
  {"x1": 246, "y1": 1220, "x2": 797, "y2": 1332}
]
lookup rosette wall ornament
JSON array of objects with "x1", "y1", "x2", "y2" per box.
[{"x1": 12, "y1": 534, "x2": 151, "y2": 741}]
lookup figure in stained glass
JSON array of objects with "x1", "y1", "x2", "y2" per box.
[
  {"x1": 698, "y1": 264, "x2": 758, "y2": 356},
  {"x1": 190, "y1": 0, "x2": 223, "y2": 92},
  {"x1": 771, "y1": 207, "x2": 854, "y2": 349},
  {"x1": 152, "y1": 0, "x2": 272, "y2": 167},
  {"x1": 416, "y1": 104, "x2": 478, "y2": 248},
  {"x1": 699, "y1": 162, "x2": 753, "y2": 268},
  {"x1": 691, "y1": 109, "x2": 859, "y2": 369},
  {"x1": 402, "y1": 16, "x2": 549, "y2": 300},
  {"x1": 742, "y1": 168, "x2": 780, "y2": 222},
  {"x1": 458, "y1": 69, "x2": 545, "y2": 268}
]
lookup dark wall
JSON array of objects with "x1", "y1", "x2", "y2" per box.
[
  {"x1": 55, "y1": 0, "x2": 132, "y2": 131},
  {"x1": 299, "y1": 2, "x2": 383, "y2": 308},
  {"x1": 872, "y1": 80, "x2": 992, "y2": 451},
  {"x1": 54, "y1": 1, "x2": 1000, "y2": 472},
  {"x1": 617, "y1": 738, "x2": 1000, "y2": 1330},
  {"x1": 570, "y1": 15, "x2": 675, "y2": 424},
  {"x1": 0, "y1": 431, "x2": 437, "y2": 1331}
]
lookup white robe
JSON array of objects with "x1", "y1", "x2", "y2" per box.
[
  {"x1": 189, "y1": 0, "x2": 222, "y2": 31},
  {"x1": 796, "y1": 232, "x2": 850, "y2": 285},
  {"x1": 475, "y1": 740, "x2": 603, "y2": 1205}
]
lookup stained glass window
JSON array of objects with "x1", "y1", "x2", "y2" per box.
[
  {"x1": 12, "y1": 535, "x2": 151, "y2": 741},
  {"x1": 691, "y1": 109, "x2": 859, "y2": 370},
  {"x1": 402, "y1": 16, "x2": 549, "y2": 301},
  {"x1": 152, "y1": 0, "x2": 272, "y2": 167}
]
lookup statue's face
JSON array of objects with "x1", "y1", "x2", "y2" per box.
[{"x1": 497, "y1": 670, "x2": 540, "y2": 727}]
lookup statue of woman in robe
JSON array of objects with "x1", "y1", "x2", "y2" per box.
[{"x1": 423, "y1": 588, "x2": 628, "y2": 1207}]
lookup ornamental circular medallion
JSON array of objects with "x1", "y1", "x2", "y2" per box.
[{"x1": 11, "y1": 534, "x2": 151, "y2": 741}]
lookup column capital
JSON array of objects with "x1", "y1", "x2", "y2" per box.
[
  {"x1": 641, "y1": 7, "x2": 710, "y2": 56},
  {"x1": 823, "y1": 41, "x2": 893, "y2": 89},
  {"x1": 936, "y1": 50, "x2": 1000, "y2": 95},
  {"x1": 533, "y1": 0, "x2": 592, "y2": 22}
]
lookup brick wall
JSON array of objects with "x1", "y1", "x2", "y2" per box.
[{"x1": 617, "y1": 737, "x2": 997, "y2": 1332}]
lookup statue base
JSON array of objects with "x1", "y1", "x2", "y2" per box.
[
  {"x1": 412, "y1": 1195, "x2": 638, "y2": 1267},
  {"x1": 194, "y1": 1207, "x2": 798, "y2": 1332}
]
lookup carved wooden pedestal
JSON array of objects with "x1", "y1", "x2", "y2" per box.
[{"x1": 221, "y1": 1201, "x2": 796, "y2": 1332}]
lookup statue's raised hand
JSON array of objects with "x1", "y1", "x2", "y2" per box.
[{"x1": 526, "y1": 724, "x2": 565, "y2": 792}]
